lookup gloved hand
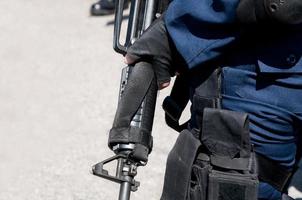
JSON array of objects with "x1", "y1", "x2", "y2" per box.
[
  {"x1": 108, "y1": 62, "x2": 157, "y2": 163},
  {"x1": 237, "y1": 0, "x2": 302, "y2": 25},
  {"x1": 125, "y1": 17, "x2": 176, "y2": 89},
  {"x1": 108, "y1": 18, "x2": 177, "y2": 163}
]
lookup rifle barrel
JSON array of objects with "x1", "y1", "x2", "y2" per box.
[{"x1": 119, "y1": 178, "x2": 132, "y2": 200}]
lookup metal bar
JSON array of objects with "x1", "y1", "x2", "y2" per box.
[
  {"x1": 118, "y1": 176, "x2": 132, "y2": 200},
  {"x1": 143, "y1": 0, "x2": 155, "y2": 30},
  {"x1": 113, "y1": 0, "x2": 127, "y2": 54},
  {"x1": 128, "y1": 0, "x2": 141, "y2": 43}
]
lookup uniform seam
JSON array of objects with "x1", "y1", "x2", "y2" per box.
[{"x1": 187, "y1": 40, "x2": 221, "y2": 66}]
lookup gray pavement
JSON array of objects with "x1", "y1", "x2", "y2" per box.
[
  {"x1": 0, "y1": 1, "x2": 177, "y2": 199},
  {"x1": 0, "y1": 1, "x2": 301, "y2": 200}
]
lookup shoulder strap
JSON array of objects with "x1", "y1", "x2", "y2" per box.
[
  {"x1": 162, "y1": 75, "x2": 190, "y2": 132},
  {"x1": 256, "y1": 153, "x2": 293, "y2": 192},
  {"x1": 163, "y1": 68, "x2": 222, "y2": 132}
]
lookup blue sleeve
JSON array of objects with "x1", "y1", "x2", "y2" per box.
[{"x1": 165, "y1": 0, "x2": 240, "y2": 69}]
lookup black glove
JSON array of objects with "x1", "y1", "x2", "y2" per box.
[
  {"x1": 126, "y1": 17, "x2": 175, "y2": 87},
  {"x1": 108, "y1": 17, "x2": 179, "y2": 162},
  {"x1": 237, "y1": 0, "x2": 302, "y2": 25}
]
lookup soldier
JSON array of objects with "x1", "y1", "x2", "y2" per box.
[{"x1": 110, "y1": 0, "x2": 302, "y2": 199}]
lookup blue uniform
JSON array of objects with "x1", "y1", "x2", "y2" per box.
[{"x1": 165, "y1": 0, "x2": 302, "y2": 199}]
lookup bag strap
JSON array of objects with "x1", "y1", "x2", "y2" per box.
[
  {"x1": 256, "y1": 153, "x2": 293, "y2": 192},
  {"x1": 163, "y1": 68, "x2": 222, "y2": 132},
  {"x1": 162, "y1": 75, "x2": 190, "y2": 132}
]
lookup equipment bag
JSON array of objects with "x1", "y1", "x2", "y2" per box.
[{"x1": 161, "y1": 108, "x2": 259, "y2": 200}]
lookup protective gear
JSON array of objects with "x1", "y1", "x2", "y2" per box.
[
  {"x1": 164, "y1": 0, "x2": 302, "y2": 197},
  {"x1": 162, "y1": 68, "x2": 259, "y2": 200},
  {"x1": 161, "y1": 108, "x2": 259, "y2": 200},
  {"x1": 126, "y1": 18, "x2": 176, "y2": 87},
  {"x1": 161, "y1": 129, "x2": 201, "y2": 200},
  {"x1": 237, "y1": 0, "x2": 302, "y2": 24}
]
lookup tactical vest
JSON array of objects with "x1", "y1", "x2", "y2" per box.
[{"x1": 161, "y1": 68, "x2": 294, "y2": 200}]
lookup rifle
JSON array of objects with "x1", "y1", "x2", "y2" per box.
[{"x1": 92, "y1": 0, "x2": 168, "y2": 199}]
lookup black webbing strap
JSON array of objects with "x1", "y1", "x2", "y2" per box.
[
  {"x1": 163, "y1": 68, "x2": 223, "y2": 132},
  {"x1": 256, "y1": 153, "x2": 292, "y2": 192},
  {"x1": 210, "y1": 155, "x2": 251, "y2": 171},
  {"x1": 109, "y1": 126, "x2": 153, "y2": 149},
  {"x1": 162, "y1": 75, "x2": 190, "y2": 132}
]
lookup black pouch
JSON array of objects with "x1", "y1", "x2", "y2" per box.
[
  {"x1": 189, "y1": 154, "x2": 211, "y2": 200},
  {"x1": 161, "y1": 130, "x2": 201, "y2": 200},
  {"x1": 161, "y1": 108, "x2": 259, "y2": 200},
  {"x1": 201, "y1": 108, "x2": 259, "y2": 200},
  {"x1": 208, "y1": 170, "x2": 258, "y2": 200},
  {"x1": 189, "y1": 153, "x2": 258, "y2": 200}
]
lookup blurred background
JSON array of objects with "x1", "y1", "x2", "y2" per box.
[
  {"x1": 0, "y1": 0, "x2": 177, "y2": 199},
  {"x1": 0, "y1": 1, "x2": 301, "y2": 200}
]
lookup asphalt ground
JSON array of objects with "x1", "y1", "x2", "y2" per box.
[
  {"x1": 0, "y1": 1, "x2": 178, "y2": 199},
  {"x1": 0, "y1": 0, "x2": 301, "y2": 200}
]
